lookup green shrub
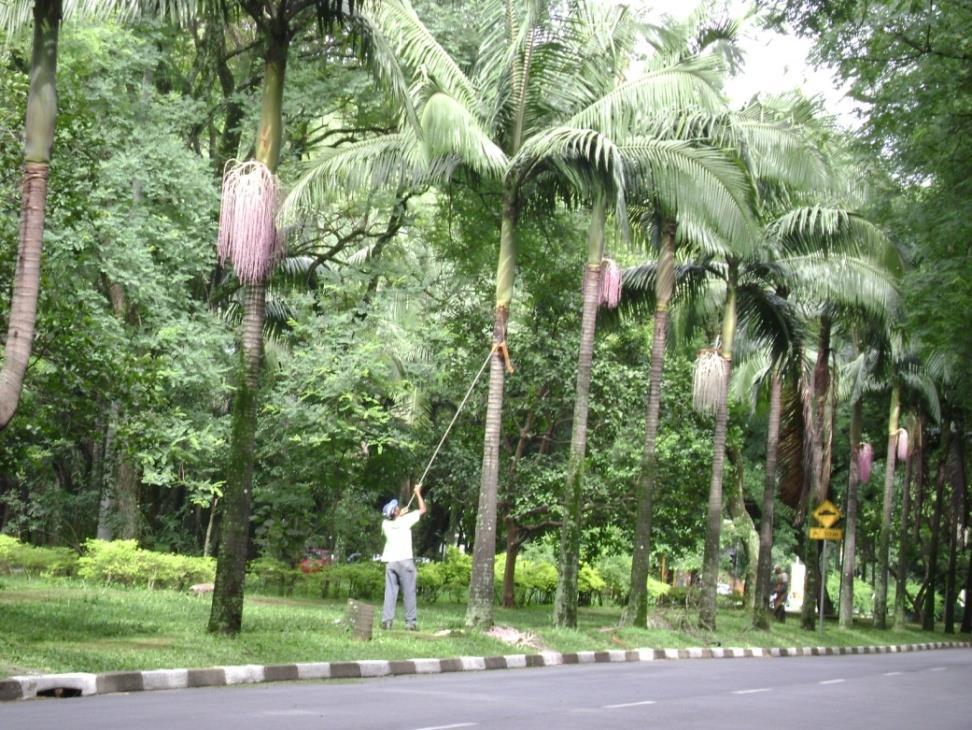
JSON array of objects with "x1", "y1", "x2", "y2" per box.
[
  {"x1": 320, "y1": 562, "x2": 385, "y2": 601},
  {"x1": 578, "y1": 564, "x2": 606, "y2": 606},
  {"x1": 0, "y1": 534, "x2": 79, "y2": 576},
  {"x1": 77, "y1": 539, "x2": 214, "y2": 589},
  {"x1": 247, "y1": 556, "x2": 298, "y2": 595},
  {"x1": 646, "y1": 576, "x2": 671, "y2": 603},
  {"x1": 656, "y1": 585, "x2": 700, "y2": 608},
  {"x1": 597, "y1": 554, "x2": 631, "y2": 605}
]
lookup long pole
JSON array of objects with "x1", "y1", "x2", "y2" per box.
[{"x1": 818, "y1": 539, "x2": 827, "y2": 637}]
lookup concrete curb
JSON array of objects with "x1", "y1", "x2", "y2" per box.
[{"x1": 2, "y1": 641, "x2": 969, "y2": 701}]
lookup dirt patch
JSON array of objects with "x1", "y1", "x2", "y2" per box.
[{"x1": 486, "y1": 625, "x2": 548, "y2": 651}]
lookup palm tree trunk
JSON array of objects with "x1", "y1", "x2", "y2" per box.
[
  {"x1": 944, "y1": 425, "x2": 964, "y2": 633},
  {"x1": 466, "y1": 190, "x2": 518, "y2": 629},
  {"x1": 622, "y1": 220, "x2": 675, "y2": 628},
  {"x1": 727, "y1": 447, "x2": 758, "y2": 610},
  {"x1": 894, "y1": 424, "x2": 917, "y2": 627},
  {"x1": 753, "y1": 369, "x2": 782, "y2": 629},
  {"x1": 874, "y1": 383, "x2": 900, "y2": 629},
  {"x1": 801, "y1": 316, "x2": 832, "y2": 630},
  {"x1": 0, "y1": 0, "x2": 60, "y2": 431},
  {"x1": 208, "y1": 33, "x2": 285, "y2": 635},
  {"x1": 554, "y1": 197, "x2": 605, "y2": 628},
  {"x1": 923, "y1": 427, "x2": 950, "y2": 631},
  {"x1": 699, "y1": 262, "x2": 737, "y2": 631},
  {"x1": 839, "y1": 397, "x2": 863, "y2": 628}
]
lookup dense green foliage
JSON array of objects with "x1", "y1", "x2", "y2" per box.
[{"x1": 1, "y1": 0, "x2": 969, "y2": 646}]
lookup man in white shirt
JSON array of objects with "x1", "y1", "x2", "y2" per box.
[{"x1": 380, "y1": 484, "x2": 426, "y2": 630}]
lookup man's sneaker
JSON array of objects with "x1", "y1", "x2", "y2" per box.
[
  {"x1": 405, "y1": 624, "x2": 418, "y2": 631},
  {"x1": 381, "y1": 621, "x2": 392, "y2": 630}
]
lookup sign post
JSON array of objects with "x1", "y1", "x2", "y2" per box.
[{"x1": 810, "y1": 500, "x2": 844, "y2": 637}]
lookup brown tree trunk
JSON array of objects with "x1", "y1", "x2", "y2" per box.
[
  {"x1": 924, "y1": 429, "x2": 950, "y2": 631},
  {"x1": 727, "y1": 447, "x2": 758, "y2": 610},
  {"x1": 0, "y1": 0, "x2": 60, "y2": 431},
  {"x1": 894, "y1": 419, "x2": 918, "y2": 627},
  {"x1": 466, "y1": 305, "x2": 509, "y2": 628},
  {"x1": 555, "y1": 250, "x2": 603, "y2": 628},
  {"x1": 753, "y1": 369, "x2": 782, "y2": 629},
  {"x1": 874, "y1": 385, "x2": 901, "y2": 629},
  {"x1": 944, "y1": 425, "x2": 965, "y2": 633},
  {"x1": 623, "y1": 220, "x2": 674, "y2": 628},
  {"x1": 840, "y1": 398, "x2": 863, "y2": 627},
  {"x1": 698, "y1": 263, "x2": 737, "y2": 632}
]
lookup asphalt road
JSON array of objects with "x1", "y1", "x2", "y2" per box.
[{"x1": 2, "y1": 649, "x2": 970, "y2": 730}]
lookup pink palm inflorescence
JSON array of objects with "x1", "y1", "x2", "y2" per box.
[
  {"x1": 217, "y1": 160, "x2": 284, "y2": 284},
  {"x1": 858, "y1": 442, "x2": 873, "y2": 482},
  {"x1": 896, "y1": 428, "x2": 909, "y2": 462},
  {"x1": 599, "y1": 258, "x2": 621, "y2": 309}
]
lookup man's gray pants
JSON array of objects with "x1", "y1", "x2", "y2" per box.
[{"x1": 383, "y1": 559, "x2": 417, "y2": 626}]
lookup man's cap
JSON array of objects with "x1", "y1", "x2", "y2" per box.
[{"x1": 382, "y1": 499, "x2": 399, "y2": 519}]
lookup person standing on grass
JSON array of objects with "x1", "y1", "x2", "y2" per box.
[{"x1": 380, "y1": 484, "x2": 426, "y2": 630}]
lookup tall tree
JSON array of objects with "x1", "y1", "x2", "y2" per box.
[{"x1": 208, "y1": 0, "x2": 357, "y2": 635}]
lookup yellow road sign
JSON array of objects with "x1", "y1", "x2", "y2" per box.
[
  {"x1": 812, "y1": 499, "x2": 842, "y2": 528},
  {"x1": 810, "y1": 527, "x2": 843, "y2": 541}
]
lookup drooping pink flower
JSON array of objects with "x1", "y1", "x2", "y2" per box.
[
  {"x1": 217, "y1": 159, "x2": 284, "y2": 284},
  {"x1": 896, "y1": 428, "x2": 909, "y2": 462},
  {"x1": 599, "y1": 258, "x2": 621, "y2": 309},
  {"x1": 858, "y1": 442, "x2": 873, "y2": 483}
]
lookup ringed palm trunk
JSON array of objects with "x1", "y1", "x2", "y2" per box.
[
  {"x1": 753, "y1": 369, "x2": 782, "y2": 629},
  {"x1": 466, "y1": 189, "x2": 518, "y2": 629},
  {"x1": 621, "y1": 220, "x2": 675, "y2": 628},
  {"x1": 208, "y1": 35, "x2": 286, "y2": 635},
  {"x1": 0, "y1": 0, "x2": 60, "y2": 431},
  {"x1": 699, "y1": 262, "x2": 737, "y2": 632},
  {"x1": 554, "y1": 196, "x2": 606, "y2": 628},
  {"x1": 893, "y1": 429, "x2": 915, "y2": 627},
  {"x1": 839, "y1": 397, "x2": 864, "y2": 628},
  {"x1": 801, "y1": 316, "x2": 832, "y2": 630},
  {"x1": 874, "y1": 383, "x2": 901, "y2": 629},
  {"x1": 924, "y1": 431, "x2": 949, "y2": 631}
]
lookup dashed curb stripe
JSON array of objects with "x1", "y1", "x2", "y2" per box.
[{"x1": 2, "y1": 641, "x2": 968, "y2": 701}]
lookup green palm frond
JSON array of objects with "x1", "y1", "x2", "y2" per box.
[
  {"x1": 620, "y1": 138, "x2": 756, "y2": 254},
  {"x1": 511, "y1": 125, "x2": 624, "y2": 194},
  {"x1": 728, "y1": 347, "x2": 771, "y2": 411},
  {"x1": 281, "y1": 132, "x2": 434, "y2": 220},
  {"x1": 778, "y1": 254, "x2": 900, "y2": 319},
  {"x1": 566, "y1": 54, "x2": 725, "y2": 138},
  {"x1": 735, "y1": 282, "x2": 803, "y2": 369},
  {"x1": 364, "y1": 0, "x2": 481, "y2": 117},
  {"x1": 724, "y1": 116, "x2": 830, "y2": 191},
  {"x1": 770, "y1": 206, "x2": 903, "y2": 276},
  {"x1": 420, "y1": 91, "x2": 508, "y2": 177}
]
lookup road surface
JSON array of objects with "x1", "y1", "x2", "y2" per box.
[{"x1": 2, "y1": 648, "x2": 969, "y2": 729}]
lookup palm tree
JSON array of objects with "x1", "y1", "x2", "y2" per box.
[
  {"x1": 207, "y1": 0, "x2": 362, "y2": 636},
  {"x1": 0, "y1": 0, "x2": 197, "y2": 430},
  {"x1": 872, "y1": 348, "x2": 940, "y2": 629},
  {"x1": 293, "y1": 0, "x2": 726, "y2": 629}
]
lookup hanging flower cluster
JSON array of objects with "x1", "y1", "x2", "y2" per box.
[
  {"x1": 599, "y1": 258, "x2": 621, "y2": 309},
  {"x1": 692, "y1": 348, "x2": 727, "y2": 415},
  {"x1": 896, "y1": 428, "x2": 909, "y2": 462},
  {"x1": 217, "y1": 159, "x2": 284, "y2": 284},
  {"x1": 858, "y1": 442, "x2": 873, "y2": 482}
]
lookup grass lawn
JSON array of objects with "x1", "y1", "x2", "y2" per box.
[{"x1": 0, "y1": 575, "x2": 964, "y2": 677}]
